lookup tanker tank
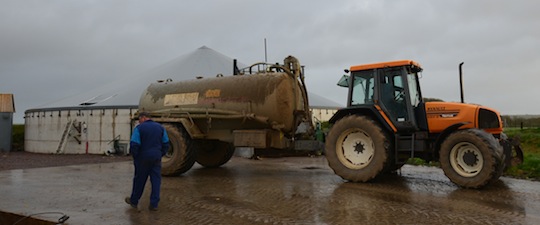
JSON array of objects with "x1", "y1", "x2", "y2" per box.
[
  {"x1": 138, "y1": 55, "x2": 311, "y2": 141},
  {"x1": 136, "y1": 56, "x2": 319, "y2": 176}
]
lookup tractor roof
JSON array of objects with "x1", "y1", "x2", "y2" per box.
[{"x1": 350, "y1": 60, "x2": 421, "y2": 72}]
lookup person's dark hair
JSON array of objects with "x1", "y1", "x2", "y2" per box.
[{"x1": 138, "y1": 111, "x2": 150, "y2": 119}]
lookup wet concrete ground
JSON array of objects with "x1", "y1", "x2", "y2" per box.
[{"x1": 0, "y1": 156, "x2": 539, "y2": 225}]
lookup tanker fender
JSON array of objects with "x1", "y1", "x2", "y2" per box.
[
  {"x1": 153, "y1": 117, "x2": 206, "y2": 139},
  {"x1": 179, "y1": 118, "x2": 206, "y2": 139}
]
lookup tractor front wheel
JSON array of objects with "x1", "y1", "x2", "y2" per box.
[{"x1": 439, "y1": 129, "x2": 504, "y2": 188}]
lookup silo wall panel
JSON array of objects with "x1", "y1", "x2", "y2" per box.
[
  {"x1": 25, "y1": 108, "x2": 134, "y2": 154},
  {"x1": 76, "y1": 108, "x2": 133, "y2": 154},
  {"x1": 24, "y1": 110, "x2": 65, "y2": 153}
]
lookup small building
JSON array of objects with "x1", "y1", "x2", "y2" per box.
[
  {"x1": 0, "y1": 94, "x2": 15, "y2": 152},
  {"x1": 309, "y1": 93, "x2": 342, "y2": 123}
]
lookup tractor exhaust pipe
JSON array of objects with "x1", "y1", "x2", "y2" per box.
[
  {"x1": 233, "y1": 59, "x2": 240, "y2": 75},
  {"x1": 459, "y1": 62, "x2": 464, "y2": 103}
]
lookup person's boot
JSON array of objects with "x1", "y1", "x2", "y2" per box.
[{"x1": 125, "y1": 197, "x2": 137, "y2": 209}]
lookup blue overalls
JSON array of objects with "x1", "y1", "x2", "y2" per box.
[{"x1": 128, "y1": 119, "x2": 169, "y2": 208}]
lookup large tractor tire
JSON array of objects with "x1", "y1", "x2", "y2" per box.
[
  {"x1": 439, "y1": 129, "x2": 504, "y2": 188},
  {"x1": 194, "y1": 140, "x2": 235, "y2": 168},
  {"x1": 161, "y1": 124, "x2": 196, "y2": 176},
  {"x1": 325, "y1": 115, "x2": 391, "y2": 182}
]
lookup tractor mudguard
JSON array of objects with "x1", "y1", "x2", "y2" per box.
[{"x1": 434, "y1": 122, "x2": 470, "y2": 152}]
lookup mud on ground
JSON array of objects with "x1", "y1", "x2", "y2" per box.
[
  {"x1": 0, "y1": 151, "x2": 131, "y2": 171},
  {"x1": 1, "y1": 156, "x2": 539, "y2": 225}
]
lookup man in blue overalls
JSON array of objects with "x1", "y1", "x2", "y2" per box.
[{"x1": 125, "y1": 112, "x2": 169, "y2": 211}]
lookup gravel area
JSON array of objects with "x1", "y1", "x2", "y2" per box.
[{"x1": 0, "y1": 151, "x2": 131, "y2": 171}]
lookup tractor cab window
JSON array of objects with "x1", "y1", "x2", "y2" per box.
[
  {"x1": 350, "y1": 70, "x2": 375, "y2": 105},
  {"x1": 379, "y1": 68, "x2": 408, "y2": 122}
]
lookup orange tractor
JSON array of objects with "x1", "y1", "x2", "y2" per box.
[{"x1": 325, "y1": 60, "x2": 523, "y2": 188}]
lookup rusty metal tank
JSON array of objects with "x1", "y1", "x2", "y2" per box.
[{"x1": 138, "y1": 56, "x2": 310, "y2": 139}]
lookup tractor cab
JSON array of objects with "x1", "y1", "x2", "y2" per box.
[{"x1": 337, "y1": 60, "x2": 427, "y2": 132}]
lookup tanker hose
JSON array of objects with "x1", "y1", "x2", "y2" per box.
[{"x1": 284, "y1": 55, "x2": 314, "y2": 134}]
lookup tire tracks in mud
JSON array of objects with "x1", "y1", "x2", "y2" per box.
[
  {"x1": 337, "y1": 175, "x2": 528, "y2": 224},
  {"x1": 127, "y1": 158, "x2": 538, "y2": 225}
]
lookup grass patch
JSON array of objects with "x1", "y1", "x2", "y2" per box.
[
  {"x1": 504, "y1": 127, "x2": 540, "y2": 154},
  {"x1": 506, "y1": 153, "x2": 540, "y2": 180},
  {"x1": 406, "y1": 157, "x2": 426, "y2": 166},
  {"x1": 405, "y1": 158, "x2": 440, "y2": 167},
  {"x1": 12, "y1": 124, "x2": 24, "y2": 151}
]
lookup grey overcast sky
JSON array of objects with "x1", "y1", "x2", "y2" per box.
[{"x1": 1, "y1": 0, "x2": 539, "y2": 124}]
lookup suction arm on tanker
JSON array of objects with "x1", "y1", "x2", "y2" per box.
[
  {"x1": 284, "y1": 55, "x2": 313, "y2": 135},
  {"x1": 236, "y1": 56, "x2": 314, "y2": 136}
]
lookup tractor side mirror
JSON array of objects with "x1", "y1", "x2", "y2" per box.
[{"x1": 337, "y1": 74, "x2": 350, "y2": 87}]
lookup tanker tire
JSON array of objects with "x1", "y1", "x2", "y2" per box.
[
  {"x1": 325, "y1": 115, "x2": 391, "y2": 182},
  {"x1": 439, "y1": 129, "x2": 504, "y2": 189},
  {"x1": 161, "y1": 124, "x2": 196, "y2": 176},
  {"x1": 195, "y1": 140, "x2": 235, "y2": 168}
]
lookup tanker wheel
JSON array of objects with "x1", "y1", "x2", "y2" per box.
[
  {"x1": 439, "y1": 129, "x2": 504, "y2": 188},
  {"x1": 161, "y1": 124, "x2": 196, "y2": 176},
  {"x1": 194, "y1": 140, "x2": 235, "y2": 168},
  {"x1": 325, "y1": 115, "x2": 391, "y2": 182}
]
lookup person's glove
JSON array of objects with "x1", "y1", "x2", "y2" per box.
[{"x1": 161, "y1": 142, "x2": 170, "y2": 157}]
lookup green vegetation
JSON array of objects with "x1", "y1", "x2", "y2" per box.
[
  {"x1": 11, "y1": 124, "x2": 24, "y2": 151},
  {"x1": 406, "y1": 158, "x2": 440, "y2": 167},
  {"x1": 503, "y1": 128, "x2": 540, "y2": 180}
]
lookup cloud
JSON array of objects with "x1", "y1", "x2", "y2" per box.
[{"x1": 1, "y1": 0, "x2": 539, "y2": 123}]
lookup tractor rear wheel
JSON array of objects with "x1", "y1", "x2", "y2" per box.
[
  {"x1": 195, "y1": 140, "x2": 235, "y2": 168},
  {"x1": 161, "y1": 124, "x2": 196, "y2": 176},
  {"x1": 325, "y1": 115, "x2": 391, "y2": 182},
  {"x1": 439, "y1": 129, "x2": 504, "y2": 188}
]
